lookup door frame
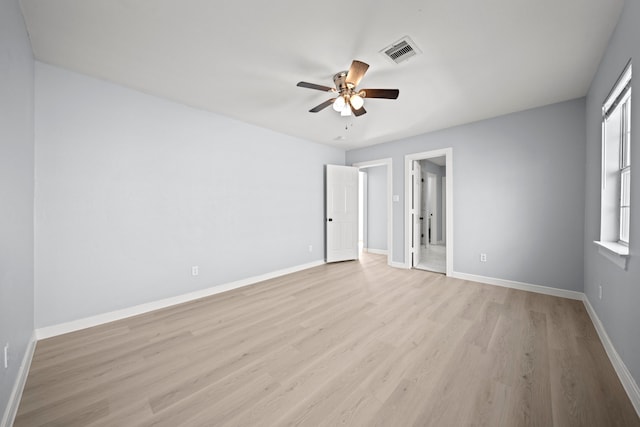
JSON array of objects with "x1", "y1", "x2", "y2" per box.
[
  {"x1": 412, "y1": 161, "x2": 422, "y2": 267},
  {"x1": 352, "y1": 158, "x2": 393, "y2": 266},
  {"x1": 404, "y1": 148, "x2": 453, "y2": 275},
  {"x1": 358, "y1": 171, "x2": 367, "y2": 253}
]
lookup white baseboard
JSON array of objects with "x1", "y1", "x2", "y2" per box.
[
  {"x1": 364, "y1": 248, "x2": 388, "y2": 255},
  {"x1": 583, "y1": 296, "x2": 640, "y2": 417},
  {"x1": 451, "y1": 271, "x2": 583, "y2": 300},
  {"x1": 36, "y1": 259, "x2": 325, "y2": 340},
  {"x1": 1, "y1": 331, "x2": 36, "y2": 427},
  {"x1": 452, "y1": 271, "x2": 638, "y2": 417}
]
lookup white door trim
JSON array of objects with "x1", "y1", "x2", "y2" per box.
[
  {"x1": 412, "y1": 161, "x2": 422, "y2": 267},
  {"x1": 404, "y1": 148, "x2": 453, "y2": 276},
  {"x1": 359, "y1": 171, "x2": 367, "y2": 251},
  {"x1": 352, "y1": 158, "x2": 393, "y2": 266}
]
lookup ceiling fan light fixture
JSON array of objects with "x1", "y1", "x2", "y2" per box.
[
  {"x1": 296, "y1": 59, "x2": 399, "y2": 118},
  {"x1": 350, "y1": 94, "x2": 364, "y2": 110}
]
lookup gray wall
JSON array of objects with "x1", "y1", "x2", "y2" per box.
[
  {"x1": 34, "y1": 62, "x2": 344, "y2": 328},
  {"x1": 347, "y1": 98, "x2": 586, "y2": 291},
  {"x1": 584, "y1": 0, "x2": 640, "y2": 388},
  {"x1": 0, "y1": 0, "x2": 35, "y2": 416},
  {"x1": 366, "y1": 166, "x2": 387, "y2": 251}
]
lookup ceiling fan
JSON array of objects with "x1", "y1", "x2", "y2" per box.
[{"x1": 296, "y1": 60, "x2": 399, "y2": 117}]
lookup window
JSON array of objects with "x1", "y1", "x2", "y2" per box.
[
  {"x1": 597, "y1": 61, "x2": 631, "y2": 267},
  {"x1": 620, "y1": 97, "x2": 631, "y2": 243}
]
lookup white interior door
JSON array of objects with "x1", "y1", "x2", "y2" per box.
[
  {"x1": 442, "y1": 177, "x2": 447, "y2": 244},
  {"x1": 412, "y1": 161, "x2": 422, "y2": 267},
  {"x1": 326, "y1": 165, "x2": 359, "y2": 263}
]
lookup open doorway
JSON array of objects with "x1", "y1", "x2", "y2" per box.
[
  {"x1": 358, "y1": 170, "x2": 366, "y2": 254},
  {"x1": 405, "y1": 149, "x2": 453, "y2": 275},
  {"x1": 415, "y1": 158, "x2": 446, "y2": 273},
  {"x1": 352, "y1": 158, "x2": 393, "y2": 266}
]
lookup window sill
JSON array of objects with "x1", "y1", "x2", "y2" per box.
[{"x1": 594, "y1": 241, "x2": 629, "y2": 269}]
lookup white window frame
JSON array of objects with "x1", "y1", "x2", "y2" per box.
[
  {"x1": 595, "y1": 61, "x2": 632, "y2": 269},
  {"x1": 619, "y1": 96, "x2": 631, "y2": 244}
]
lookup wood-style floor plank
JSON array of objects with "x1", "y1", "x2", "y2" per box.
[{"x1": 15, "y1": 253, "x2": 640, "y2": 426}]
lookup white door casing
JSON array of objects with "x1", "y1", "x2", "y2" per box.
[
  {"x1": 404, "y1": 148, "x2": 454, "y2": 276},
  {"x1": 352, "y1": 158, "x2": 393, "y2": 266},
  {"x1": 412, "y1": 161, "x2": 422, "y2": 267},
  {"x1": 326, "y1": 165, "x2": 359, "y2": 263}
]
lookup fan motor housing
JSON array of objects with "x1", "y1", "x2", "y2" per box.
[
  {"x1": 333, "y1": 71, "x2": 350, "y2": 92},
  {"x1": 333, "y1": 71, "x2": 357, "y2": 95}
]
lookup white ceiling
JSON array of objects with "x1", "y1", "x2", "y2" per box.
[{"x1": 20, "y1": 0, "x2": 623, "y2": 150}]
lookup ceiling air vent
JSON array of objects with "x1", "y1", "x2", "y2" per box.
[{"x1": 380, "y1": 36, "x2": 421, "y2": 64}]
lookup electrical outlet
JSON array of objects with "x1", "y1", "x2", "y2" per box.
[
  {"x1": 480, "y1": 253, "x2": 487, "y2": 262},
  {"x1": 599, "y1": 285, "x2": 603, "y2": 300},
  {"x1": 191, "y1": 266, "x2": 199, "y2": 277},
  {"x1": 308, "y1": 245, "x2": 313, "y2": 252},
  {"x1": 3, "y1": 344, "x2": 8, "y2": 369}
]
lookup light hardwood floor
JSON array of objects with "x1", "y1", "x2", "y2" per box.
[{"x1": 15, "y1": 254, "x2": 640, "y2": 426}]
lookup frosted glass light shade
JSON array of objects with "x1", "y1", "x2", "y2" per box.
[
  {"x1": 333, "y1": 96, "x2": 346, "y2": 112},
  {"x1": 350, "y1": 94, "x2": 364, "y2": 109},
  {"x1": 341, "y1": 104, "x2": 352, "y2": 116}
]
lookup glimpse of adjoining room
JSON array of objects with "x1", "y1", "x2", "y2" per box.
[{"x1": 415, "y1": 156, "x2": 447, "y2": 274}]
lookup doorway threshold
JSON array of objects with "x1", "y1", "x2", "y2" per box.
[{"x1": 414, "y1": 264, "x2": 445, "y2": 274}]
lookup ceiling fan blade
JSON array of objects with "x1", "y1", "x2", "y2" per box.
[
  {"x1": 361, "y1": 89, "x2": 400, "y2": 99},
  {"x1": 297, "y1": 81, "x2": 336, "y2": 92},
  {"x1": 345, "y1": 60, "x2": 369, "y2": 86},
  {"x1": 352, "y1": 106, "x2": 367, "y2": 117},
  {"x1": 309, "y1": 98, "x2": 336, "y2": 113}
]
